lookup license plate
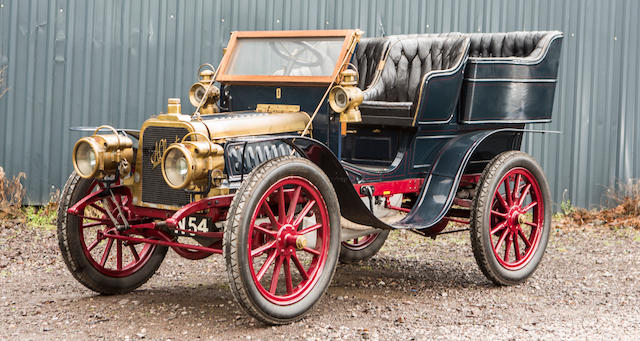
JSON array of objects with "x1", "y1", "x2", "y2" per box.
[{"x1": 176, "y1": 216, "x2": 214, "y2": 236}]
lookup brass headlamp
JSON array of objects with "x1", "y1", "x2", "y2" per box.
[
  {"x1": 329, "y1": 69, "x2": 363, "y2": 123},
  {"x1": 189, "y1": 64, "x2": 220, "y2": 115},
  {"x1": 72, "y1": 126, "x2": 134, "y2": 179},
  {"x1": 161, "y1": 132, "x2": 224, "y2": 190}
]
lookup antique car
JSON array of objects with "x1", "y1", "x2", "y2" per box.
[{"x1": 57, "y1": 29, "x2": 563, "y2": 324}]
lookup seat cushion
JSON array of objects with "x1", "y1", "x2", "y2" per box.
[
  {"x1": 353, "y1": 37, "x2": 390, "y2": 89},
  {"x1": 359, "y1": 101, "x2": 413, "y2": 126},
  {"x1": 363, "y1": 34, "x2": 469, "y2": 103},
  {"x1": 467, "y1": 31, "x2": 553, "y2": 58}
]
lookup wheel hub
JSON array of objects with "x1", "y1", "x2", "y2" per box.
[
  {"x1": 507, "y1": 207, "x2": 524, "y2": 232},
  {"x1": 276, "y1": 224, "x2": 306, "y2": 253}
]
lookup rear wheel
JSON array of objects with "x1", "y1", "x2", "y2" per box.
[
  {"x1": 57, "y1": 172, "x2": 167, "y2": 294},
  {"x1": 470, "y1": 151, "x2": 551, "y2": 285},
  {"x1": 224, "y1": 156, "x2": 340, "y2": 325},
  {"x1": 339, "y1": 231, "x2": 389, "y2": 263}
]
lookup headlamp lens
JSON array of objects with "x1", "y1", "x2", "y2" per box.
[
  {"x1": 75, "y1": 142, "x2": 97, "y2": 177},
  {"x1": 164, "y1": 148, "x2": 189, "y2": 188}
]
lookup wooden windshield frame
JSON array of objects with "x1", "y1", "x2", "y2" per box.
[{"x1": 216, "y1": 30, "x2": 356, "y2": 86}]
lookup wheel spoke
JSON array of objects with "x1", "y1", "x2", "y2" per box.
[
  {"x1": 99, "y1": 238, "x2": 114, "y2": 267},
  {"x1": 86, "y1": 238, "x2": 100, "y2": 252},
  {"x1": 503, "y1": 232, "x2": 513, "y2": 262},
  {"x1": 116, "y1": 240, "x2": 123, "y2": 270},
  {"x1": 522, "y1": 201, "x2": 537, "y2": 213},
  {"x1": 284, "y1": 257, "x2": 294, "y2": 295},
  {"x1": 298, "y1": 223, "x2": 321, "y2": 235},
  {"x1": 254, "y1": 224, "x2": 277, "y2": 236},
  {"x1": 513, "y1": 233, "x2": 521, "y2": 261},
  {"x1": 518, "y1": 184, "x2": 532, "y2": 207},
  {"x1": 278, "y1": 188, "x2": 286, "y2": 224},
  {"x1": 512, "y1": 174, "x2": 521, "y2": 202},
  {"x1": 490, "y1": 221, "x2": 508, "y2": 235},
  {"x1": 269, "y1": 256, "x2": 284, "y2": 294},
  {"x1": 261, "y1": 202, "x2": 278, "y2": 227},
  {"x1": 287, "y1": 186, "x2": 302, "y2": 223},
  {"x1": 128, "y1": 244, "x2": 140, "y2": 262},
  {"x1": 82, "y1": 221, "x2": 107, "y2": 229},
  {"x1": 256, "y1": 250, "x2": 278, "y2": 281},
  {"x1": 490, "y1": 209, "x2": 507, "y2": 218},
  {"x1": 89, "y1": 203, "x2": 108, "y2": 216},
  {"x1": 517, "y1": 227, "x2": 532, "y2": 249},
  {"x1": 77, "y1": 215, "x2": 110, "y2": 223},
  {"x1": 524, "y1": 221, "x2": 538, "y2": 228},
  {"x1": 303, "y1": 247, "x2": 321, "y2": 256},
  {"x1": 251, "y1": 240, "x2": 277, "y2": 257},
  {"x1": 495, "y1": 228, "x2": 509, "y2": 251},
  {"x1": 504, "y1": 178, "x2": 513, "y2": 206},
  {"x1": 291, "y1": 252, "x2": 309, "y2": 281},
  {"x1": 495, "y1": 192, "x2": 509, "y2": 210},
  {"x1": 292, "y1": 200, "x2": 316, "y2": 227}
]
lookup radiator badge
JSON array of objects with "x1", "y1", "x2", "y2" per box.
[
  {"x1": 150, "y1": 139, "x2": 167, "y2": 169},
  {"x1": 150, "y1": 136, "x2": 180, "y2": 169}
]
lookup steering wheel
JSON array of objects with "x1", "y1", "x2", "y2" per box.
[{"x1": 269, "y1": 41, "x2": 324, "y2": 75}]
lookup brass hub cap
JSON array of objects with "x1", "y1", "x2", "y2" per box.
[{"x1": 295, "y1": 236, "x2": 307, "y2": 250}]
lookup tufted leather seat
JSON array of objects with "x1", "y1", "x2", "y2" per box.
[
  {"x1": 467, "y1": 31, "x2": 557, "y2": 59},
  {"x1": 356, "y1": 34, "x2": 469, "y2": 126},
  {"x1": 353, "y1": 37, "x2": 390, "y2": 89}
]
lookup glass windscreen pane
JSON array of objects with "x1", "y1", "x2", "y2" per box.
[{"x1": 226, "y1": 37, "x2": 344, "y2": 77}]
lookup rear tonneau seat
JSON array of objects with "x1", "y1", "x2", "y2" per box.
[
  {"x1": 352, "y1": 31, "x2": 563, "y2": 126},
  {"x1": 461, "y1": 31, "x2": 564, "y2": 123}
]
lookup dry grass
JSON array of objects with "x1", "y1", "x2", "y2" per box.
[
  {"x1": 0, "y1": 166, "x2": 26, "y2": 219},
  {"x1": 565, "y1": 180, "x2": 640, "y2": 229}
]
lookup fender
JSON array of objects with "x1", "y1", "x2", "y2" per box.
[
  {"x1": 400, "y1": 128, "x2": 558, "y2": 230},
  {"x1": 237, "y1": 129, "x2": 557, "y2": 231}
]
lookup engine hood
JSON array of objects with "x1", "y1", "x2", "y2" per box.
[{"x1": 197, "y1": 111, "x2": 311, "y2": 140}]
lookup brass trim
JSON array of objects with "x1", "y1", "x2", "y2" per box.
[
  {"x1": 255, "y1": 104, "x2": 301, "y2": 113},
  {"x1": 133, "y1": 118, "x2": 210, "y2": 209},
  {"x1": 161, "y1": 144, "x2": 196, "y2": 189},
  {"x1": 216, "y1": 29, "x2": 357, "y2": 85}
]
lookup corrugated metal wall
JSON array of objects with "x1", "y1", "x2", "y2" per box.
[{"x1": 0, "y1": 0, "x2": 637, "y2": 208}]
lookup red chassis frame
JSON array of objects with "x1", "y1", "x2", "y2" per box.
[{"x1": 67, "y1": 175, "x2": 481, "y2": 259}]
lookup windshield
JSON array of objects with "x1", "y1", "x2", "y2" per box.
[
  {"x1": 227, "y1": 37, "x2": 344, "y2": 77},
  {"x1": 217, "y1": 30, "x2": 355, "y2": 84}
]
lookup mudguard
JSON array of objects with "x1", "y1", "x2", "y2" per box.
[{"x1": 274, "y1": 129, "x2": 551, "y2": 231}]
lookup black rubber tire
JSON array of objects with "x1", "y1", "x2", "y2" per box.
[
  {"x1": 470, "y1": 151, "x2": 551, "y2": 286},
  {"x1": 57, "y1": 172, "x2": 168, "y2": 294},
  {"x1": 223, "y1": 156, "x2": 341, "y2": 325},
  {"x1": 339, "y1": 230, "x2": 390, "y2": 264}
]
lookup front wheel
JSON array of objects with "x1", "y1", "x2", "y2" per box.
[
  {"x1": 470, "y1": 151, "x2": 551, "y2": 286},
  {"x1": 57, "y1": 172, "x2": 167, "y2": 294},
  {"x1": 224, "y1": 156, "x2": 340, "y2": 325}
]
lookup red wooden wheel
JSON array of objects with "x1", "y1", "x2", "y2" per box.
[
  {"x1": 488, "y1": 168, "x2": 544, "y2": 270},
  {"x1": 58, "y1": 173, "x2": 167, "y2": 294},
  {"x1": 341, "y1": 234, "x2": 379, "y2": 251},
  {"x1": 77, "y1": 181, "x2": 157, "y2": 277},
  {"x1": 247, "y1": 176, "x2": 330, "y2": 304},
  {"x1": 470, "y1": 151, "x2": 551, "y2": 286},
  {"x1": 224, "y1": 156, "x2": 340, "y2": 324}
]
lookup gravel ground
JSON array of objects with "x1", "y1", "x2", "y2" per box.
[{"x1": 1, "y1": 219, "x2": 639, "y2": 340}]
